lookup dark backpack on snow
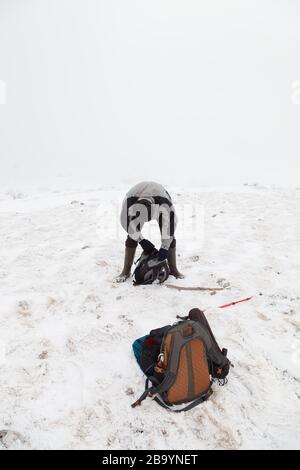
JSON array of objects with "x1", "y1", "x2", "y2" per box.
[{"x1": 133, "y1": 250, "x2": 170, "y2": 285}]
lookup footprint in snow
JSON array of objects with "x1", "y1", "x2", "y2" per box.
[
  {"x1": 217, "y1": 278, "x2": 231, "y2": 288},
  {"x1": 70, "y1": 200, "x2": 85, "y2": 206},
  {"x1": 17, "y1": 300, "x2": 31, "y2": 317}
]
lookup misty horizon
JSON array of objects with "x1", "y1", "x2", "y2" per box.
[{"x1": 0, "y1": 0, "x2": 299, "y2": 189}]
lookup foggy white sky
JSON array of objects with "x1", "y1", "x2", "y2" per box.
[{"x1": 0, "y1": 0, "x2": 299, "y2": 188}]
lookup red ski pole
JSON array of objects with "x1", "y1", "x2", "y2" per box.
[{"x1": 217, "y1": 296, "x2": 253, "y2": 309}]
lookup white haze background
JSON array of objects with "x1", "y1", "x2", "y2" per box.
[{"x1": 0, "y1": 0, "x2": 300, "y2": 189}]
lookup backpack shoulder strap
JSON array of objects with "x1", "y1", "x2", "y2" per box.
[
  {"x1": 188, "y1": 308, "x2": 229, "y2": 367},
  {"x1": 131, "y1": 377, "x2": 159, "y2": 408}
]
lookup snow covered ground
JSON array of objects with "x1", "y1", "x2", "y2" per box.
[{"x1": 0, "y1": 183, "x2": 299, "y2": 450}]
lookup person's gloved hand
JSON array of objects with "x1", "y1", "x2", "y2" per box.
[
  {"x1": 139, "y1": 239, "x2": 156, "y2": 254},
  {"x1": 158, "y1": 248, "x2": 168, "y2": 261}
]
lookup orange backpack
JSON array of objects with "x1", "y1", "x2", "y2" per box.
[{"x1": 132, "y1": 308, "x2": 231, "y2": 412}]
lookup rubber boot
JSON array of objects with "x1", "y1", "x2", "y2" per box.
[
  {"x1": 115, "y1": 244, "x2": 137, "y2": 282},
  {"x1": 167, "y1": 244, "x2": 184, "y2": 279}
]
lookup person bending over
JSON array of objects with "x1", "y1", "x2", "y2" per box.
[{"x1": 116, "y1": 181, "x2": 184, "y2": 282}]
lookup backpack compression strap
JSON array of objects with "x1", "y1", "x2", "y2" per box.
[
  {"x1": 131, "y1": 377, "x2": 213, "y2": 411},
  {"x1": 153, "y1": 387, "x2": 213, "y2": 413}
]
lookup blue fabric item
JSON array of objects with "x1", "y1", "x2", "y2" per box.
[
  {"x1": 158, "y1": 247, "x2": 168, "y2": 261},
  {"x1": 132, "y1": 335, "x2": 148, "y2": 365}
]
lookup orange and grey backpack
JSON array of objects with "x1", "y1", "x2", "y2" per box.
[{"x1": 132, "y1": 308, "x2": 232, "y2": 412}]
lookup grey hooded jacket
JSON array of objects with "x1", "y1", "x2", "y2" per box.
[{"x1": 120, "y1": 181, "x2": 177, "y2": 250}]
